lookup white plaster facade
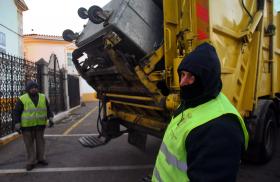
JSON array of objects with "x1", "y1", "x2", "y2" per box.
[{"x1": 0, "y1": 0, "x2": 28, "y2": 57}]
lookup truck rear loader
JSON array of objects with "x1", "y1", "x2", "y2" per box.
[{"x1": 63, "y1": 0, "x2": 280, "y2": 163}]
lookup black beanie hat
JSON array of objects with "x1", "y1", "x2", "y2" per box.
[{"x1": 26, "y1": 80, "x2": 39, "y2": 91}]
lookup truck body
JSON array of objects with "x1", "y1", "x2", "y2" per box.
[{"x1": 65, "y1": 0, "x2": 280, "y2": 163}]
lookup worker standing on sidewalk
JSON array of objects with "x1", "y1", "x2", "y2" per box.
[
  {"x1": 152, "y1": 43, "x2": 249, "y2": 182},
  {"x1": 13, "y1": 80, "x2": 54, "y2": 171}
]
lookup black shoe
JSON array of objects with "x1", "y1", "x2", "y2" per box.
[
  {"x1": 26, "y1": 164, "x2": 35, "y2": 171},
  {"x1": 37, "y1": 160, "x2": 48, "y2": 166}
]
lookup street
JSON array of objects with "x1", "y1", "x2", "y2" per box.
[{"x1": 0, "y1": 102, "x2": 279, "y2": 182}]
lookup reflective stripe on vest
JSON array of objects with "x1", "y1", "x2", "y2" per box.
[
  {"x1": 153, "y1": 142, "x2": 188, "y2": 182},
  {"x1": 153, "y1": 167, "x2": 163, "y2": 182},
  {"x1": 160, "y1": 142, "x2": 188, "y2": 171},
  {"x1": 21, "y1": 115, "x2": 47, "y2": 121},
  {"x1": 19, "y1": 93, "x2": 47, "y2": 127},
  {"x1": 152, "y1": 93, "x2": 249, "y2": 182}
]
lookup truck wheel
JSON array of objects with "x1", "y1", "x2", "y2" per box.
[
  {"x1": 88, "y1": 6, "x2": 105, "y2": 24},
  {"x1": 260, "y1": 107, "x2": 277, "y2": 163},
  {"x1": 244, "y1": 101, "x2": 278, "y2": 164}
]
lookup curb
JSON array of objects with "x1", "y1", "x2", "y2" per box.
[
  {"x1": 0, "y1": 132, "x2": 20, "y2": 146},
  {"x1": 53, "y1": 105, "x2": 81, "y2": 123}
]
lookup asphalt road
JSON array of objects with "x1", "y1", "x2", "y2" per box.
[{"x1": 0, "y1": 102, "x2": 279, "y2": 182}]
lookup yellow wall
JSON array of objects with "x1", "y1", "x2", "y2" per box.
[
  {"x1": 23, "y1": 36, "x2": 71, "y2": 67},
  {"x1": 82, "y1": 92, "x2": 98, "y2": 102}
]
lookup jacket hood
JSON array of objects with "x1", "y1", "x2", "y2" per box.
[{"x1": 177, "y1": 43, "x2": 222, "y2": 108}]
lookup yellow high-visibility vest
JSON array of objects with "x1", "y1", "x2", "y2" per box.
[
  {"x1": 19, "y1": 93, "x2": 47, "y2": 127},
  {"x1": 152, "y1": 93, "x2": 249, "y2": 182}
]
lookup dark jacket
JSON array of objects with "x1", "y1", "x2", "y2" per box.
[
  {"x1": 176, "y1": 43, "x2": 245, "y2": 181},
  {"x1": 13, "y1": 93, "x2": 53, "y2": 130}
]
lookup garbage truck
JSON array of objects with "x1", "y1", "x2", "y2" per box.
[{"x1": 63, "y1": 0, "x2": 280, "y2": 163}]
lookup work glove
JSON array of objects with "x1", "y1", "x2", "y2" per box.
[
  {"x1": 15, "y1": 123, "x2": 21, "y2": 134},
  {"x1": 48, "y1": 118, "x2": 54, "y2": 128}
]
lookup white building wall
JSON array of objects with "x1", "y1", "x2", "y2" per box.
[
  {"x1": 0, "y1": 0, "x2": 23, "y2": 57},
  {"x1": 80, "y1": 78, "x2": 95, "y2": 94}
]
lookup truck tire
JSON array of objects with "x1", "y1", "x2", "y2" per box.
[
  {"x1": 244, "y1": 100, "x2": 277, "y2": 164},
  {"x1": 259, "y1": 107, "x2": 277, "y2": 163}
]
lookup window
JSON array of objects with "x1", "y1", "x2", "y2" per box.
[{"x1": 67, "y1": 52, "x2": 73, "y2": 66}]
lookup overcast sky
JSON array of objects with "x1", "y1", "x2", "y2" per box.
[
  {"x1": 23, "y1": 0, "x2": 280, "y2": 36},
  {"x1": 23, "y1": 0, "x2": 111, "y2": 36}
]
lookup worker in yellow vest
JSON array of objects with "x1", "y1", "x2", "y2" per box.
[
  {"x1": 152, "y1": 43, "x2": 249, "y2": 182},
  {"x1": 13, "y1": 80, "x2": 54, "y2": 171}
]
